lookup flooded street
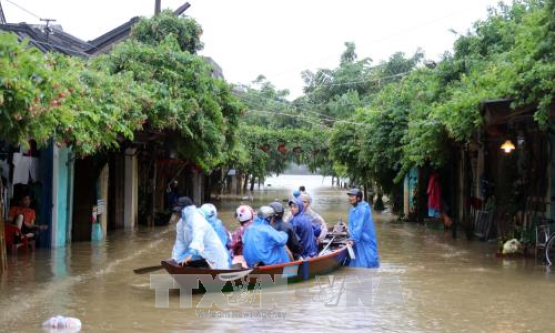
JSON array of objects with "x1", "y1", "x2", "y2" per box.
[{"x1": 1, "y1": 175, "x2": 555, "y2": 332}]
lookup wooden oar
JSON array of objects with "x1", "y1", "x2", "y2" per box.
[
  {"x1": 133, "y1": 259, "x2": 210, "y2": 274},
  {"x1": 318, "y1": 235, "x2": 336, "y2": 256},
  {"x1": 346, "y1": 242, "x2": 356, "y2": 260},
  {"x1": 133, "y1": 265, "x2": 164, "y2": 274}
]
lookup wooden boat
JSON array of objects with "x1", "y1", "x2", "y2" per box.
[{"x1": 161, "y1": 234, "x2": 350, "y2": 293}]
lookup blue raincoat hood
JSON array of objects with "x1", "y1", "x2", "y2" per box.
[{"x1": 290, "y1": 197, "x2": 305, "y2": 216}]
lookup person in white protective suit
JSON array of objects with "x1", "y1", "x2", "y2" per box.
[{"x1": 171, "y1": 197, "x2": 230, "y2": 269}]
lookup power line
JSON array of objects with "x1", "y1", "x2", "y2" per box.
[
  {"x1": 245, "y1": 110, "x2": 324, "y2": 127},
  {"x1": 265, "y1": 6, "x2": 474, "y2": 79},
  {"x1": 0, "y1": 1, "x2": 7, "y2": 24},
  {"x1": 318, "y1": 71, "x2": 410, "y2": 86},
  {"x1": 244, "y1": 101, "x2": 367, "y2": 127},
  {"x1": 246, "y1": 109, "x2": 366, "y2": 127},
  {"x1": 238, "y1": 69, "x2": 412, "y2": 96},
  {"x1": 238, "y1": 94, "x2": 339, "y2": 122},
  {"x1": 4, "y1": 0, "x2": 41, "y2": 20},
  {"x1": 236, "y1": 65, "x2": 444, "y2": 116},
  {"x1": 238, "y1": 90, "x2": 371, "y2": 123}
]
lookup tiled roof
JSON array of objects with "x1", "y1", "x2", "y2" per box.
[{"x1": 0, "y1": 22, "x2": 91, "y2": 57}]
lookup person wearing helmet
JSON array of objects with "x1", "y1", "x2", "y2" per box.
[
  {"x1": 171, "y1": 197, "x2": 230, "y2": 269},
  {"x1": 242, "y1": 206, "x2": 290, "y2": 267},
  {"x1": 199, "y1": 203, "x2": 231, "y2": 251},
  {"x1": 346, "y1": 188, "x2": 379, "y2": 268},
  {"x1": 269, "y1": 201, "x2": 302, "y2": 258},
  {"x1": 299, "y1": 193, "x2": 328, "y2": 244},
  {"x1": 230, "y1": 205, "x2": 255, "y2": 267},
  {"x1": 289, "y1": 197, "x2": 319, "y2": 258}
]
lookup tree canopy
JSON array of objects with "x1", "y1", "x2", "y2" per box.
[
  {"x1": 0, "y1": 11, "x2": 243, "y2": 170},
  {"x1": 3, "y1": 0, "x2": 555, "y2": 198}
]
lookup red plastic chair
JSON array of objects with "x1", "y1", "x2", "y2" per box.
[{"x1": 4, "y1": 223, "x2": 35, "y2": 255}]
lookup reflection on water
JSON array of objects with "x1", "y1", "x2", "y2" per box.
[{"x1": 1, "y1": 175, "x2": 555, "y2": 332}]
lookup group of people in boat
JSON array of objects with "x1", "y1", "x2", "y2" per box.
[{"x1": 171, "y1": 186, "x2": 379, "y2": 270}]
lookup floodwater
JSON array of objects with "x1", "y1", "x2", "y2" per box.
[{"x1": 1, "y1": 174, "x2": 555, "y2": 332}]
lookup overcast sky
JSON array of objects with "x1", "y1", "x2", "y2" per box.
[{"x1": 2, "y1": 0, "x2": 502, "y2": 98}]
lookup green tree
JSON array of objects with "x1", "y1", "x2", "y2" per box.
[
  {"x1": 131, "y1": 10, "x2": 204, "y2": 54},
  {"x1": 0, "y1": 33, "x2": 146, "y2": 154},
  {"x1": 99, "y1": 14, "x2": 243, "y2": 170}
]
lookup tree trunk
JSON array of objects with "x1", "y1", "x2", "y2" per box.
[
  {"x1": 250, "y1": 175, "x2": 255, "y2": 192},
  {"x1": 220, "y1": 168, "x2": 225, "y2": 198},
  {"x1": 363, "y1": 183, "x2": 369, "y2": 203},
  {"x1": 243, "y1": 174, "x2": 249, "y2": 192}
]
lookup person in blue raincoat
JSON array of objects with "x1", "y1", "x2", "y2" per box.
[
  {"x1": 346, "y1": 189, "x2": 379, "y2": 268},
  {"x1": 242, "y1": 206, "x2": 290, "y2": 267},
  {"x1": 288, "y1": 197, "x2": 320, "y2": 258},
  {"x1": 199, "y1": 203, "x2": 231, "y2": 251},
  {"x1": 171, "y1": 197, "x2": 230, "y2": 269},
  {"x1": 269, "y1": 201, "x2": 303, "y2": 258}
]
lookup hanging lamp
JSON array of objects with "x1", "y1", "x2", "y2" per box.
[{"x1": 500, "y1": 140, "x2": 515, "y2": 153}]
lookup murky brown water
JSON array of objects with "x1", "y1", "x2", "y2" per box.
[{"x1": 2, "y1": 175, "x2": 555, "y2": 332}]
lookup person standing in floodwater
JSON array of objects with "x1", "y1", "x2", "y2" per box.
[{"x1": 346, "y1": 188, "x2": 379, "y2": 268}]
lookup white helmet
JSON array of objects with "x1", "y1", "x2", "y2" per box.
[
  {"x1": 199, "y1": 203, "x2": 217, "y2": 219},
  {"x1": 257, "y1": 206, "x2": 275, "y2": 220},
  {"x1": 236, "y1": 205, "x2": 254, "y2": 223}
]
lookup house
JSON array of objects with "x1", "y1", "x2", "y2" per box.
[
  {"x1": 0, "y1": 22, "x2": 93, "y2": 251},
  {"x1": 473, "y1": 100, "x2": 555, "y2": 244},
  {"x1": 1, "y1": 0, "x2": 229, "y2": 254},
  {"x1": 403, "y1": 98, "x2": 555, "y2": 252}
]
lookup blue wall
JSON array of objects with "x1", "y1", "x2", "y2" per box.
[
  {"x1": 54, "y1": 147, "x2": 71, "y2": 248},
  {"x1": 38, "y1": 143, "x2": 72, "y2": 248}
]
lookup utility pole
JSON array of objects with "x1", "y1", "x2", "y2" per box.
[
  {"x1": 0, "y1": 0, "x2": 7, "y2": 24},
  {"x1": 155, "y1": 0, "x2": 161, "y2": 15},
  {"x1": 40, "y1": 18, "x2": 56, "y2": 42}
]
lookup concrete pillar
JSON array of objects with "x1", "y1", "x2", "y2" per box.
[
  {"x1": 124, "y1": 148, "x2": 138, "y2": 229},
  {"x1": 66, "y1": 152, "x2": 74, "y2": 243},
  {"x1": 192, "y1": 170, "x2": 202, "y2": 205},
  {"x1": 50, "y1": 146, "x2": 73, "y2": 248},
  {"x1": 51, "y1": 145, "x2": 59, "y2": 246},
  {"x1": 457, "y1": 150, "x2": 465, "y2": 222},
  {"x1": 98, "y1": 164, "x2": 109, "y2": 237}
]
